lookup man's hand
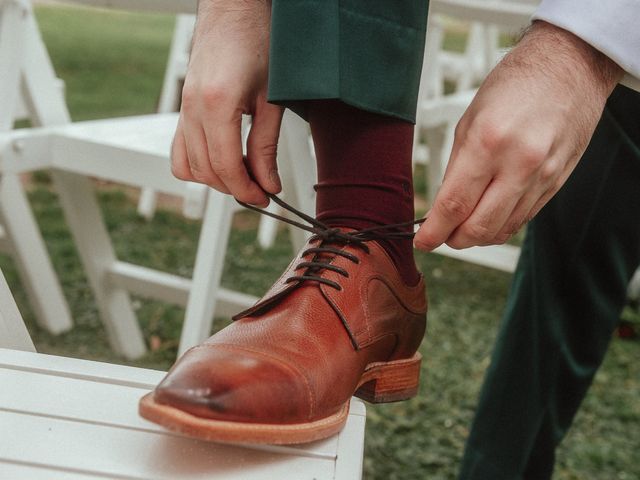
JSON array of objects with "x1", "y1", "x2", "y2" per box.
[
  {"x1": 171, "y1": 0, "x2": 283, "y2": 207},
  {"x1": 414, "y1": 21, "x2": 623, "y2": 251}
]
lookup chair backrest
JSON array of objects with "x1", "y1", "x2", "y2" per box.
[
  {"x1": 426, "y1": 0, "x2": 639, "y2": 93},
  {"x1": 0, "y1": 0, "x2": 29, "y2": 130},
  {"x1": 158, "y1": 14, "x2": 196, "y2": 113},
  {"x1": 424, "y1": 0, "x2": 536, "y2": 99}
]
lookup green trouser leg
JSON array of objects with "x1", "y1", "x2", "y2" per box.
[
  {"x1": 268, "y1": 0, "x2": 429, "y2": 123},
  {"x1": 458, "y1": 85, "x2": 640, "y2": 480}
]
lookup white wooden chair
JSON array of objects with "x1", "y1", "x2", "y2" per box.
[
  {"x1": 0, "y1": 0, "x2": 73, "y2": 336},
  {"x1": 0, "y1": 0, "x2": 318, "y2": 359},
  {"x1": 0, "y1": 266, "x2": 367, "y2": 480}
]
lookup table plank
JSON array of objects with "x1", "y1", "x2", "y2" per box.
[
  {"x1": 0, "y1": 411, "x2": 335, "y2": 480},
  {"x1": 0, "y1": 348, "x2": 366, "y2": 479},
  {"x1": 0, "y1": 461, "x2": 102, "y2": 480}
]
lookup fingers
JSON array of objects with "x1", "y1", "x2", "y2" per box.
[
  {"x1": 414, "y1": 147, "x2": 493, "y2": 251},
  {"x1": 203, "y1": 116, "x2": 268, "y2": 206},
  {"x1": 445, "y1": 179, "x2": 522, "y2": 249},
  {"x1": 246, "y1": 101, "x2": 284, "y2": 194},
  {"x1": 182, "y1": 114, "x2": 232, "y2": 193},
  {"x1": 171, "y1": 98, "x2": 271, "y2": 206},
  {"x1": 170, "y1": 118, "x2": 194, "y2": 181},
  {"x1": 492, "y1": 155, "x2": 577, "y2": 242}
]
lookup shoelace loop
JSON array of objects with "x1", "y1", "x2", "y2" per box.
[
  {"x1": 238, "y1": 192, "x2": 425, "y2": 290},
  {"x1": 237, "y1": 192, "x2": 426, "y2": 290}
]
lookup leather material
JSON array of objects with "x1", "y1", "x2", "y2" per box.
[{"x1": 154, "y1": 235, "x2": 427, "y2": 425}]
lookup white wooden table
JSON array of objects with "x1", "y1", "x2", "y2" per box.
[{"x1": 0, "y1": 348, "x2": 366, "y2": 479}]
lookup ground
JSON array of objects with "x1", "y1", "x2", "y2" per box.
[{"x1": 6, "y1": 5, "x2": 639, "y2": 479}]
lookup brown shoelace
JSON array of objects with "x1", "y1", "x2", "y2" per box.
[{"x1": 237, "y1": 193, "x2": 426, "y2": 291}]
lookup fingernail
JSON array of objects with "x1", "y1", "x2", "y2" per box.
[{"x1": 269, "y1": 169, "x2": 281, "y2": 189}]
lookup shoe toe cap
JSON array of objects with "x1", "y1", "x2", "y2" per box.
[{"x1": 154, "y1": 346, "x2": 312, "y2": 424}]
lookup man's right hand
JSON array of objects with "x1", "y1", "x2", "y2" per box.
[{"x1": 171, "y1": 0, "x2": 283, "y2": 207}]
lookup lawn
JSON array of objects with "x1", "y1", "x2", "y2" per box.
[{"x1": 6, "y1": 5, "x2": 638, "y2": 479}]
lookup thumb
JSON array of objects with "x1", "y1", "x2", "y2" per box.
[{"x1": 246, "y1": 100, "x2": 285, "y2": 194}]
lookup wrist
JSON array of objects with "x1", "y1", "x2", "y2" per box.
[
  {"x1": 194, "y1": 0, "x2": 272, "y2": 40},
  {"x1": 511, "y1": 21, "x2": 623, "y2": 99}
]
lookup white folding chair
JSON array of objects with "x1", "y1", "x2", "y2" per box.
[
  {"x1": 0, "y1": 264, "x2": 367, "y2": 479},
  {"x1": 0, "y1": 0, "x2": 315, "y2": 359},
  {"x1": 0, "y1": 0, "x2": 73, "y2": 335}
]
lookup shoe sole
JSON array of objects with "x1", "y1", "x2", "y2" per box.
[{"x1": 138, "y1": 352, "x2": 422, "y2": 445}]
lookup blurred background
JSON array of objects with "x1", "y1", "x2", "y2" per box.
[{"x1": 7, "y1": 3, "x2": 639, "y2": 479}]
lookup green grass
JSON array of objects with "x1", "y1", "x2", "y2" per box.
[
  {"x1": 36, "y1": 6, "x2": 174, "y2": 120},
  {"x1": 8, "y1": 6, "x2": 638, "y2": 479}
]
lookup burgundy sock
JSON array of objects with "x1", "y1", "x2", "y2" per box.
[{"x1": 307, "y1": 100, "x2": 420, "y2": 286}]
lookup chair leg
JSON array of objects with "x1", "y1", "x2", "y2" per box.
[
  {"x1": 0, "y1": 174, "x2": 73, "y2": 334},
  {"x1": 257, "y1": 202, "x2": 281, "y2": 249},
  {"x1": 51, "y1": 171, "x2": 146, "y2": 359},
  {"x1": 278, "y1": 111, "x2": 316, "y2": 252},
  {"x1": 178, "y1": 190, "x2": 234, "y2": 355},
  {"x1": 0, "y1": 267, "x2": 35, "y2": 352},
  {"x1": 137, "y1": 187, "x2": 158, "y2": 220},
  {"x1": 628, "y1": 267, "x2": 640, "y2": 301},
  {"x1": 425, "y1": 124, "x2": 448, "y2": 205}
]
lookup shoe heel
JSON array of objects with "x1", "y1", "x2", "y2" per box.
[{"x1": 354, "y1": 353, "x2": 422, "y2": 403}]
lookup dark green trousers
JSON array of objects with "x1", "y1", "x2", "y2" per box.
[
  {"x1": 268, "y1": 0, "x2": 429, "y2": 123},
  {"x1": 459, "y1": 85, "x2": 640, "y2": 480},
  {"x1": 267, "y1": 3, "x2": 639, "y2": 478}
]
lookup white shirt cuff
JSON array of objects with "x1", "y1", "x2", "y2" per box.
[{"x1": 533, "y1": 0, "x2": 640, "y2": 85}]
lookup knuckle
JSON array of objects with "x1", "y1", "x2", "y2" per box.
[
  {"x1": 180, "y1": 85, "x2": 198, "y2": 109},
  {"x1": 200, "y1": 86, "x2": 227, "y2": 108},
  {"x1": 493, "y1": 233, "x2": 511, "y2": 245},
  {"x1": 539, "y1": 161, "x2": 557, "y2": 182},
  {"x1": 255, "y1": 142, "x2": 278, "y2": 160},
  {"x1": 446, "y1": 237, "x2": 468, "y2": 251},
  {"x1": 209, "y1": 158, "x2": 233, "y2": 179},
  {"x1": 415, "y1": 233, "x2": 438, "y2": 251},
  {"x1": 453, "y1": 118, "x2": 467, "y2": 142},
  {"x1": 181, "y1": 83, "x2": 227, "y2": 110},
  {"x1": 474, "y1": 117, "x2": 508, "y2": 154},
  {"x1": 437, "y1": 196, "x2": 472, "y2": 221},
  {"x1": 462, "y1": 222, "x2": 494, "y2": 243},
  {"x1": 519, "y1": 145, "x2": 547, "y2": 173},
  {"x1": 171, "y1": 162, "x2": 191, "y2": 181},
  {"x1": 188, "y1": 165, "x2": 213, "y2": 183},
  {"x1": 503, "y1": 218, "x2": 523, "y2": 236}
]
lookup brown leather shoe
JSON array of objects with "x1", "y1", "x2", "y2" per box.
[{"x1": 140, "y1": 200, "x2": 427, "y2": 445}]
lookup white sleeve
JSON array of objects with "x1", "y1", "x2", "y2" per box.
[{"x1": 533, "y1": 0, "x2": 640, "y2": 87}]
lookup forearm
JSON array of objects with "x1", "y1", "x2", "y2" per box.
[
  {"x1": 533, "y1": 0, "x2": 640, "y2": 82},
  {"x1": 510, "y1": 21, "x2": 623, "y2": 105}
]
